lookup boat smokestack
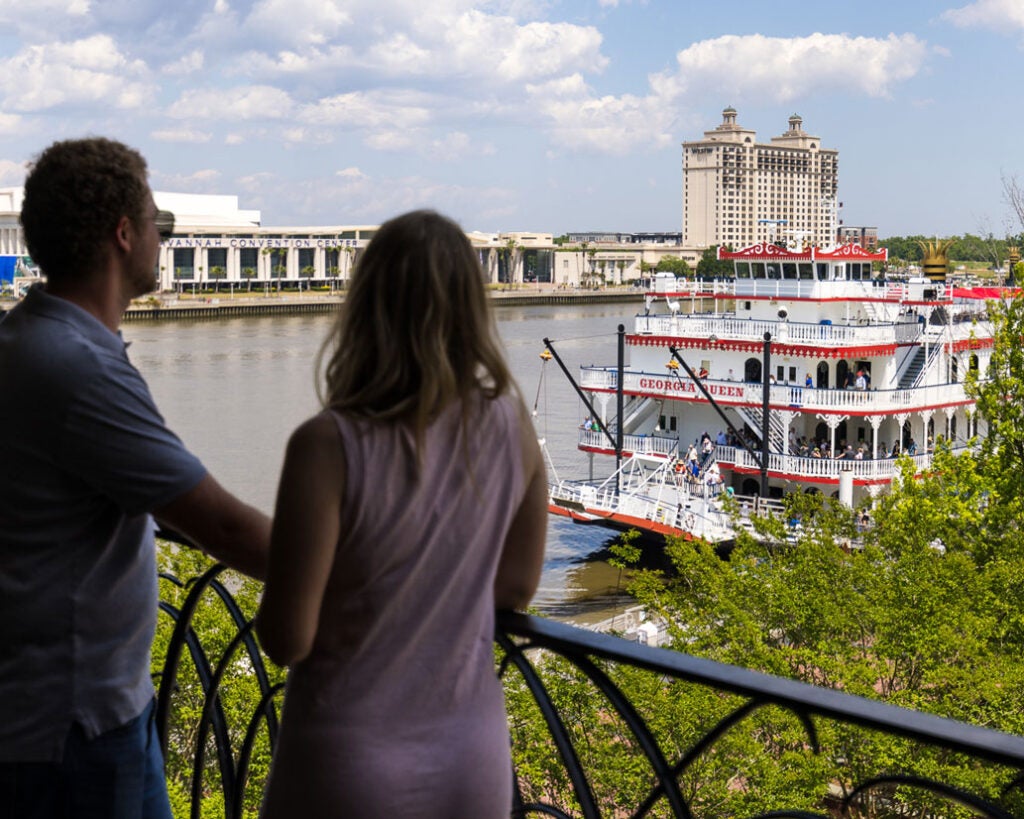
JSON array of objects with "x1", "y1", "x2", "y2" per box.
[{"x1": 917, "y1": 238, "x2": 953, "y2": 283}]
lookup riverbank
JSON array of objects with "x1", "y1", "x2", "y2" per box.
[{"x1": 108, "y1": 287, "x2": 644, "y2": 321}]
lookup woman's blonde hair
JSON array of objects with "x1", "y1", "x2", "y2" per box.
[{"x1": 318, "y1": 209, "x2": 513, "y2": 450}]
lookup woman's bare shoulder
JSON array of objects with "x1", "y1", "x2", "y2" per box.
[{"x1": 287, "y1": 410, "x2": 343, "y2": 453}]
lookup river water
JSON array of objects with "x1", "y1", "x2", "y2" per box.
[{"x1": 124, "y1": 302, "x2": 637, "y2": 619}]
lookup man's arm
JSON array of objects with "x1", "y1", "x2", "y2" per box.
[{"x1": 154, "y1": 474, "x2": 271, "y2": 580}]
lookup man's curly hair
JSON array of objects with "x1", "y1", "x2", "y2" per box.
[{"x1": 20, "y1": 138, "x2": 151, "y2": 283}]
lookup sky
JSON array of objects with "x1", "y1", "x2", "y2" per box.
[{"x1": 0, "y1": 0, "x2": 1021, "y2": 239}]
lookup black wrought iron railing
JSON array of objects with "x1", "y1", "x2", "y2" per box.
[{"x1": 154, "y1": 550, "x2": 1024, "y2": 818}]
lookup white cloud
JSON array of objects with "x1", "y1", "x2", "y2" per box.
[
  {"x1": 943, "y1": 0, "x2": 1024, "y2": 30},
  {"x1": 0, "y1": 158, "x2": 26, "y2": 185},
  {"x1": 167, "y1": 85, "x2": 296, "y2": 120},
  {"x1": 664, "y1": 32, "x2": 928, "y2": 102},
  {"x1": 233, "y1": 167, "x2": 519, "y2": 227},
  {"x1": 518, "y1": 31, "x2": 927, "y2": 155},
  {"x1": 225, "y1": 8, "x2": 605, "y2": 87},
  {"x1": 151, "y1": 128, "x2": 212, "y2": 143},
  {"x1": 443, "y1": 11, "x2": 607, "y2": 83},
  {"x1": 281, "y1": 127, "x2": 335, "y2": 145},
  {"x1": 527, "y1": 74, "x2": 675, "y2": 153},
  {"x1": 0, "y1": 35, "x2": 153, "y2": 112},
  {"x1": 237, "y1": 171, "x2": 276, "y2": 193},
  {"x1": 0, "y1": 113, "x2": 21, "y2": 135},
  {"x1": 243, "y1": 0, "x2": 352, "y2": 48},
  {"x1": 427, "y1": 131, "x2": 476, "y2": 160},
  {"x1": 364, "y1": 130, "x2": 418, "y2": 151},
  {"x1": 363, "y1": 33, "x2": 433, "y2": 75},
  {"x1": 299, "y1": 91, "x2": 432, "y2": 131},
  {"x1": 0, "y1": 0, "x2": 90, "y2": 35},
  {"x1": 152, "y1": 168, "x2": 223, "y2": 191},
  {"x1": 224, "y1": 133, "x2": 245, "y2": 145},
  {"x1": 163, "y1": 50, "x2": 204, "y2": 76}
]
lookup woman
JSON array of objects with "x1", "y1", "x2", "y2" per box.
[{"x1": 255, "y1": 210, "x2": 548, "y2": 818}]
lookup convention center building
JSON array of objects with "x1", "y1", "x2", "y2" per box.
[{"x1": 0, "y1": 189, "x2": 697, "y2": 293}]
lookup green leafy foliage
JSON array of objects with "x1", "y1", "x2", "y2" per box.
[
  {"x1": 695, "y1": 245, "x2": 734, "y2": 279},
  {"x1": 655, "y1": 256, "x2": 691, "y2": 276},
  {"x1": 154, "y1": 543, "x2": 286, "y2": 819},
  {"x1": 500, "y1": 296, "x2": 1024, "y2": 815}
]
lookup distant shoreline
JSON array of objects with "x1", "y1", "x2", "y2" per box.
[{"x1": 114, "y1": 288, "x2": 645, "y2": 322}]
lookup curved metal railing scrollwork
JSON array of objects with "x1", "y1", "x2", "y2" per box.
[
  {"x1": 153, "y1": 541, "x2": 1024, "y2": 818},
  {"x1": 496, "y1": 611, "x2": 1024, "y2": 819}
]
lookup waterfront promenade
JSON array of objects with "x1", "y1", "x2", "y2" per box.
[{"x1": 109, "y1": 285, "x2": 645, "y2": 321}]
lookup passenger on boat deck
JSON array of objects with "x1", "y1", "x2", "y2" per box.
[
  {"x1": 700, "y1": 437, "x2": 713, "y2": 462},
  {"x1": 716, "y1": 430, "x2": 727, "y2": 446},
  {"x1": 891, "y1": 442, "x2": 902, "y2": 458},
  {"x1": 812, "y1": 447, "x2": 822, "y2": 459},
  {"x1": 805, "y1": 372, "x2": 814, "y2": 387},
  {"x1": 907, "y1": 438, "x2": 917, "y2": 455}
]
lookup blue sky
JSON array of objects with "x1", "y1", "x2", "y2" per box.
[{"x1": 0, "y1": 0, "x2": 1021, "y2": 238}]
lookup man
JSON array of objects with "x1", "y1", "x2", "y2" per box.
[{"x1": 0, "y1": 138, "x2": 271, "y2": 818}]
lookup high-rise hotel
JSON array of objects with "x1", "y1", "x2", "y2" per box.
[{"x1": 682, "y1": 108, "x2": 839, "y2": 249}]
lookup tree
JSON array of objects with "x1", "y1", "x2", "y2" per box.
[
  {"x1": 240, "y1": 267, "x2": 255, "y2": 293},
  {"x1": 695, "y1": 245, "x2": 733, "y2": 279},
  {"x1": 1003, "y1": 172, "x2": 1024, "y2": 237},
  {"x1": 655, "y1": 255, "x2": 691, "y2": 276},
  {"x1": 967, "y1": 293, "x2": 1024, "y2": 504},
  {"x1": 502, "y1": 238, "x2": 523, "y2": 285}
]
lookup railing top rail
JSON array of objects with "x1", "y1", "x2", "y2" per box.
[{"x1": 498, "y1": 611, "x2": 1024, "y2": 770}]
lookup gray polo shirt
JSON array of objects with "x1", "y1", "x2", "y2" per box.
[{"x1": 0, "y1": 286, "x2": 206, "y2": 762}]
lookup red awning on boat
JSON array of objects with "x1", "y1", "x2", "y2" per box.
[{"x1": 952, "y1": 287, "x2": 1021, "y2": 300}]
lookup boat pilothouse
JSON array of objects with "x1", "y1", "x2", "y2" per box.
[{"x1": 548, "y1": 242, "x2": 996, "y2": 543}]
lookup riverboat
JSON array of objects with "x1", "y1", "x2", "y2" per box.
[{"x1": 546, "y1": 242, "x2": 998, "y2": 544}]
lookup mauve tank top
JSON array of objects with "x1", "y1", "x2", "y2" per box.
[{"x1": 261, "y1": 392, "x2": 528, "y2": 819}]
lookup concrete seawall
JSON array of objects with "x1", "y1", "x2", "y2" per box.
[{"x1": 120, "y1": 290, "x2": 645, "y2": 322}]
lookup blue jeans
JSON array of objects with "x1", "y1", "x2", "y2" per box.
[{"x1": 0, "y1": 699, "x2": 172, "y2": 819}]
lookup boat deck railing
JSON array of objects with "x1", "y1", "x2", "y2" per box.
[
  {"x1": 633, "y1": 314, "x2": 928, "y2": 346},
  {"x1": 578, "y1": 369, "x2": 974, "y2": 415},
  {"x1": 155, "y1": 548, "x2": 1024, "y2": 818},
  {"x1": 572, "y1": 435, "x2": 976, "y2": 485}
]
